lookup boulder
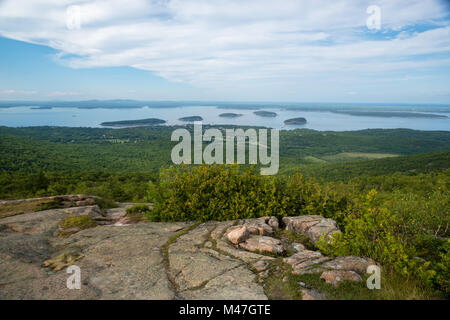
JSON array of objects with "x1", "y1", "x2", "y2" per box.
[
  {"x1": 75, "y1": 199, "x2": 96, "y2": 206},
  {"x1": 321, "y1": 256, "x2": 376, "y2": 275},
  {"x1": 227, "y1": 226, "x2": 250, "y2": 245},
  {"x1": 320, "y1": 270, "x2": 362, "y2": 287},
  {"x1": 284, "y1": 249, "x2": 330, "y2": 274},
  {"x1": 63, "y1": 205, "x2": 103, "y2": 219},
  {"x1": 243, "y1": 217, "x2": 275, "y2": 236},
  {"x1": 282, "y1": 215, "x2": 340, "y2": 246},
  {"x1": 267, "y1": 216, "x2": 279, "y2": 229},
  {"x1": 292, "y1": 243, "x2": 305, "y2": 252},
  {"x1": 252, "y1": 260, "x2": 270, "y2": 272},
  {"x1": 239, "y1": 235, "x2": 285, "y2": 255}
]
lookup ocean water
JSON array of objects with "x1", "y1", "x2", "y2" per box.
[{"x1": 0, "y1": 105, "x2": 449, "y2": 131}]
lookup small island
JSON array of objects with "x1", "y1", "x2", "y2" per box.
[
  {"x1": 219, "y1": 113, "x2": 243, "y2": 118},
  {"x1": 179, "y1": 116, "x2": 203, "y2": 122},
  {"x1": 284, "y1": 117, "x2": 307, "y2": 125},
  {"x1": 100, "y1": 118, "x2": 166, "y2": 127},
  {"x1": 254, "y1": 111, "x2": 277, "y2": 117},
  {"x1": 31, "y1": 106, "x2": 52, "y2": 110}
]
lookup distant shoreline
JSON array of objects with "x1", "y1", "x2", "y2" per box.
[
  {"x1": 334, "y1": 111, "x2": 448, "y2": 119},
  {"x1": 0, "y1": 101, "x2": 449, "y2": 115}
]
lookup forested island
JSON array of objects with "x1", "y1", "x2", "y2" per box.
[
  {"x1": 219, "y1": 113, "x2": 243, "y2": 118},
  {"x1": 179, "y1": 116, "x2": 203, "y2": 122},
  {"x1": 254, "y1": 110, "x2": 277, "y2": 117},
  {"x1": 335, "y1": 111, "x2": 448, "y2": 118},
  {"x1": 284, "y1": 117, "x2": 307, "y2": 125},
  {"x1": 100, "y1": 118, "x2": 166, "y2": 127}
]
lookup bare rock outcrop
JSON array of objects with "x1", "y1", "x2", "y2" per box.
[
  {"x1": 284, "y1": 249, "x2": 331, "y2": 274},
  {"x1": 226, "y1": 225, "x2": 250, "y2": 244},
  {"x1": 241, "y1": 216, "x2": 278, "y2": 236},
  {"x1": 321, "y1": 256, "x2": 376, "y2": 275},
  {"x1": 320, "y1": 270, "x2": 362, "y2": 287},
  {"x1": 282, "y1": 215, "x2": 341, "y2": 246},
  {"x1": 239, "y1": 235, "x2": 285, "y2": 255},
  {"x1": 0, "y1": 201, "x2": 377, "y2": 300}
]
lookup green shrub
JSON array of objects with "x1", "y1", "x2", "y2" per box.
[
  {"x1": 433, "y1": 239, "x2": 449, "y2": 297},
  {"x1": 148, "y1": 165, "x2": 295, "y2": 222},
  {"x1": 125, "y1": 204, "x2": 149, "y2": 216},
  {"x1": 95, "y1": 197, "x2": 119, "y2": 210},
  {"x1": 317, "y1": 189, "x2": 439, "y2": 291}
]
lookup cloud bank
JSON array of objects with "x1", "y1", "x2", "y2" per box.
[{"x1": 0, "y1": 0, "x2": 449, "y2": 101}]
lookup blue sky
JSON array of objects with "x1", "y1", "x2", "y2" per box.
[
  {"x1": 0, "y1": 37, "x2": 200, "y2": 100},
  {"x1": 0, "y1": 0, "x2": 449, "y2": 103}
]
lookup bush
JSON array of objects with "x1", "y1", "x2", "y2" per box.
[
  {"x1": 147, "y1": 165, "x2": 355, "y2": 223},
  {"x1": 317, "y1": 189, "x2": 443, "y2": 294},
  {"x1": 95, "y1": 198, "x2": 119, "y2": 210},
  {"x1": 318, "y1": 190, "x2": 414, "y2": 273},
  {"x1": 147, "y1": 165, "x2": 296, "y2": 222}
]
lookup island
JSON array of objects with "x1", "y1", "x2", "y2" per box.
[
  {"x1": 179, "y1": 116, "x2": 203, "y2": 122},
  {"x1": 31, "y1": 106, "x2": 52, "y2": 110},
  {"x1": 100, "y1": 118, "x2": 166, "y2": 127},
  {"x1": 284, "y1": 117, "x2": 307, "y2": 125},
  {"x1": 219, "y1": 113, "x2": 243, "y2": 118},
  {"x1": 253, "y1": 111, "x2": 277, "y2": 117}
]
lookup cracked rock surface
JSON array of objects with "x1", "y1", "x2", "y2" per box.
[
  {"x1": 0, "y1": 198, "x2": 377, "y2": 300},
  {"x1": 0, "y1": 204, "x2": 268, "y2": 299}
]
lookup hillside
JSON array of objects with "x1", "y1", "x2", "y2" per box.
[
  {"x1": 295, "y1": 150, "x2": 450, "y2": 181},
  {"x1": 0, "y1": 125, "x2": 448, "y2": 299}
]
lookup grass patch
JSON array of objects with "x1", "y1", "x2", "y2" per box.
[
  {"x1": 321, "y1": 152, "x2": 399, "y2": 162},
  {"x1": 291, "y1": 271, "x2": 438, "y2": 300},
  {"x1": 59, "y1": 215, "x2": 97, "y2": 231},
  {"x1": 263, "y1": 258, "x2": 302, "y2": 300},
  {"x1": 43, "y1": 250, "x2": 84, "y2": 272},
  {"x1": 0, "y1": 199, "x2": 56, "y2": 219},
  {"x1": 36, "y1": 197, "x2": 65, "y2": 211}
]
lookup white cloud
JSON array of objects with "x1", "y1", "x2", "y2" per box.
[
  {"x1": 0, "y1": 0, "x2": 449, "y2": 100},
  {"x1": 0, "y1": 89, "x2": 37, "y2": 95},
  {"x1": 46, "y1": 91, "x2": 80, "y2": 97}
]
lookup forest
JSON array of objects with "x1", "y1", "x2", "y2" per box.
[{"x1": 0, "y1": 125, "x2": 448, "y2": 298}]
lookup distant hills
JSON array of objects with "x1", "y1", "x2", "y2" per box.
[{"x1": 0, "y1": 99, "x2": 449, "y2": 114}]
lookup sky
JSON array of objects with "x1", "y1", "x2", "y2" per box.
[{"x1": 0, "y1": 0, "x2": 449, "y2": 103}]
